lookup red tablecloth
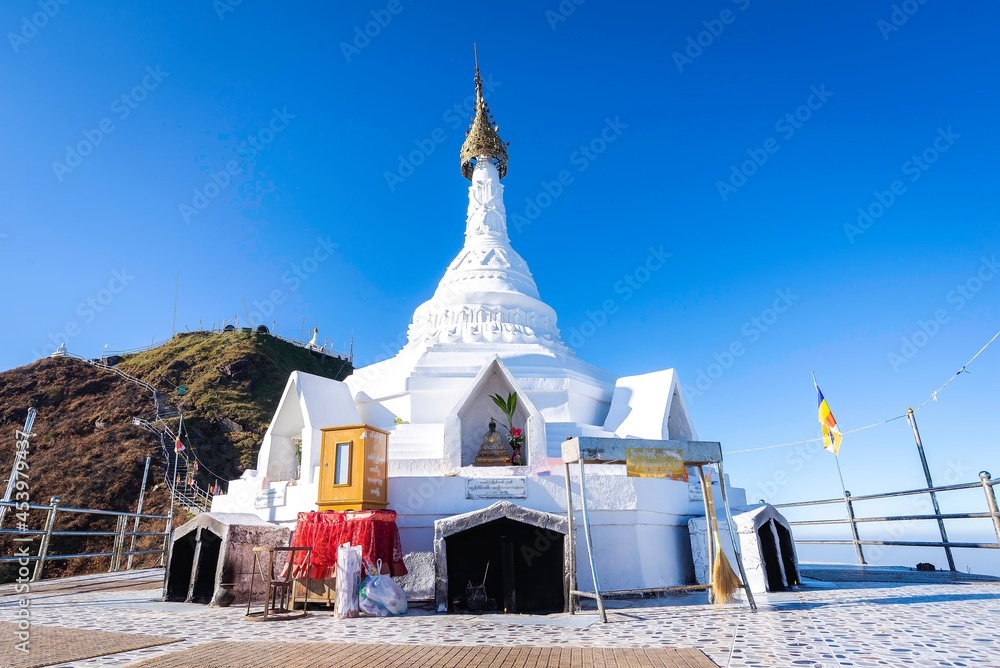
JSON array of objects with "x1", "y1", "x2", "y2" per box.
[{"x1": 290, "y1": 510, "x2": 407, "y2": 579}]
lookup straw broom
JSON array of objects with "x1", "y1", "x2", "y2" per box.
[{"x1": 704, "y1": 472, "x2": 741, "y2": 605}]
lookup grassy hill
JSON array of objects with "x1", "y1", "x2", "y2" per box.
[{"x1": 0, "y1": 331, "x2": 352, "y2": 580}]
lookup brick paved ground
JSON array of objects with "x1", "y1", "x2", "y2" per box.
[
  {"x1": 2, "y1": 569, "x2": 999, "y2": 667},
  {"x1": 0, "y1": 620, "x2": 177, "y2": 668},
  {"x1": 127, "y1": 642, "x2": 715, "y2": 667}
]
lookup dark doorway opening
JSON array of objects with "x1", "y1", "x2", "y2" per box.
[
  {"x1": 757, "y1": 520, "x2": 786, "y2": 592},
  {"x1": 191, "y1": 530, "x2": 222, "y2": 603},
  {"x1": 774, "y1": 521, "x2": 799, "y2": 586},
  {"x1": 166, "y1": 532, "x2": 196, "y2": 601},
  {"x1": 445, "y1": 517, "x2": 563, "y2": 614}
]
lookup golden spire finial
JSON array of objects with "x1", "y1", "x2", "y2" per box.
[{"x1": 460, "y1": 46, "x2": 508, "y2": 179}]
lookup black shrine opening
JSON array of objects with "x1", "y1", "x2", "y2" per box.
[
  {"x1": 165, "y1": 532, "x2": 196, "y2": 601},
  {"x1": 445, "y1": 517, "x2": 564, "y2": 614},
  {"x1": 191, "y1": 530, "x2": 222, "y2": 603}
]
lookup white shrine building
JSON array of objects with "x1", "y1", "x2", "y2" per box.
[{"x1": 213, "y1": 61, "x2": 746, "y2": 602}]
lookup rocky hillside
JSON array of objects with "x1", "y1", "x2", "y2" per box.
[{"x1": 0, "y1": 331, "x2": 352, "y2": 580}]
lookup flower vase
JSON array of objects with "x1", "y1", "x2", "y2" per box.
[
  {"x1": 506, "y1": 426, "x2": 525, "y2": 466},
  {"x1": 510, "y1": 443, "x2": 523, "y2": 466}
]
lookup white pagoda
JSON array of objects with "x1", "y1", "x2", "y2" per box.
[{"x1": 213, "y1": 60, "x2": 744, "y2": 602}]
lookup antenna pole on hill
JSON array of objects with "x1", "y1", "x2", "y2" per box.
[
  {"x1": 242, "y1": 296, "x2": 253, "y2": 329},
  {"x1": 171, "y1": 271, "x2": 179, "y2": 338}
]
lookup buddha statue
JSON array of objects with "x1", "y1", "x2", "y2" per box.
[{"x1": 473, "y1": 419, "x2": 510, "y2": 466}]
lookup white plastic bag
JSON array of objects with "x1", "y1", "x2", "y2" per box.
[
  {"x1": 335, "y1": 543, "x2": 362, "y2": 619},
  {"x1": 359, "y1": 559, "x2": 408, "y2": 616},
  {"x1": 359, "y1": 573, "x2": 390, "y2": 617}
]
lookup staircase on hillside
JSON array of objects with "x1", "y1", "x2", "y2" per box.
[
  {"x1": 64, "y1": 355, "x2": 214, "y2": 514},
  {"x1": 132, "y1": 417, "x2": 213, "y2": 514},
  {"x1": 166, "y1": 451, "x2": 213, "y2": 514}
]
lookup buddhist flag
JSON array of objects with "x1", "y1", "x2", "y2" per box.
[
  {"x1": 815, "y1": 385, "x2": 843, "y2": 455},
  {"x1": 174, "y1": 436, "x2": 185, "y2": 454}
]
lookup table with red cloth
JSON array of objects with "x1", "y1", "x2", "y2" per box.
[{"x1": 289, "y1": 509, "x2": 407, "y2": 580}]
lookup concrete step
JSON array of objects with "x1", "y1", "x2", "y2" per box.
[{"x1": 387, "y1": 423, "x2": 445, "y2": 459}]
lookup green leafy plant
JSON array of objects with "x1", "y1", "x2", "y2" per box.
[{"x1": 490, "y1": 391, "x2": 518, "y2": 431}]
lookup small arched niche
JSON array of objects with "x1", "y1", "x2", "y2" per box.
[
  {"x1": 444, "y1": 357, "x2": 545, "y2": 470},
  {"x1": 262, "y1": 391, "x2": 305, "y2": 482}
]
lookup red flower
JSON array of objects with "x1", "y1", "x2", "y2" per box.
[{"x1": 510, "y1": 428, "x2": 522, "y2": 437}]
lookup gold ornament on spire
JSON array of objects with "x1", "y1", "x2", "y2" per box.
[{"x1": 460, "y1": 46, "x2": 509, "y2": 179}]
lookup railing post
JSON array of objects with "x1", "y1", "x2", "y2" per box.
[
  {"x1": 844, "y1": 491, "x2": 867, "y2": 565},
  {"x1": 907, "y1": 408, "x2": 956, "y2": 570},
  {"x1": 128, "y1": 456, "x2": 152, "y2": 570},
  {"x1": 110, "y1": 515, "x2": 127, "y2": 572},
  {"x1": 110, "y1": 515, "x2": 121, "y2": 572},
  {"x1": 161, "y1": 509, "x2": 174, "y2": 568},
  {"x1": 980, "y1": 471, "x2": 1000, "y2": 545},
  {"x1": 32, "y1": 497, "x2": 59, "y2": 582}
]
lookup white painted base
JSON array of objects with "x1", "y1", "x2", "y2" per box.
[{"x1": 212, "y1": 468, "x2": 749, "y2": 594}]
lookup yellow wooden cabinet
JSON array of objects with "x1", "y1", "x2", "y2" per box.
[{"x1": 317, "y1": 424, "x2": 389, "y2": 512}]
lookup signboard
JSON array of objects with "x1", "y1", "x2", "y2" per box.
[
  {"x1": 254, "y1": 487, "x2": 286, "y2": 509},
  {"x1": 466, "y1": 477, "x2": 528, "y2": 499},
  {"x1": 562, "y1": 437, "x2": 723, "y2": 465},
  {"x1": 365, "y1": 432, "x2": 387, "y2": 501},
  {"x1": 625, "y1": 447, "x2": 688, "y2": 481}
]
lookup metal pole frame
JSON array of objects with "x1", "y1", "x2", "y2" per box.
[
  {"x1": 110, "y1": 515, "x2": 126, "y2": 572},
  {"x1": 843, "y1": 491, "x2": 867, "y2": 565},
  {"x1": 831, "y1": 454, "x2": 867, "y2": 566},
  {"x1": 127, "y1": 456, "x2": 152, "y2": 570},
  {"x1": 0, "y1": 409, "x2": 37, "y2": 529},
  {"x1": 716, "y1": 462, "x2": 757, "y2": 611},
  {"x1": 695, "y1": 466, "x2": 714, "y2": 603},
  {"x1": 563, "y1": 460, "x2": 576, "y2": 614},
  {"x1": 980, "y1": 471, "x2": 1000, "y2": 545},
  {"x1": 907, "y1": 408, "x2": 956, "y2": 571},
  {"x1": 577, "y1": 457, "x2": 608, "y2": 623},
  {"x1": 32, "y1": 497, "x2": 59, "y2": 582}
]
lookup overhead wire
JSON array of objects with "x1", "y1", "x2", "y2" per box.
[
  {"x1": 914, "y1": 328, "x2": 1000, "y2": 411},
  {"x1": 724, "y1": 328, "x2": 1000, "y2": 455}
]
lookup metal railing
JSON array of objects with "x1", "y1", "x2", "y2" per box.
[
  {"x1": 0, "y1": 498, "x2": 172, "y2": 581},
  {"x1": 132, "y1": 418, "x2": 213, "y2": 513},
  {"x1": 772, "y1": 471, "x2": 1000, "y2": 569},
  {"x1": 52, "y1": 354, "x2": 214, "y2": 512}
]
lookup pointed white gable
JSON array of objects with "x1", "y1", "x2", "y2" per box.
[
  {"x1": 443, "y1": 356, "x2": 547, "y2": 471},
  {"x1": 256, "y1": 371, "x2": 360, "y2": 483},
  {"x1": 602, "y1": 369, "x2": 697, "y2": 441}
]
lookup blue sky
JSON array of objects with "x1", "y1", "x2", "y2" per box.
[{"x1": 2, "y1": 1, "x2": 998, "y2": 571}]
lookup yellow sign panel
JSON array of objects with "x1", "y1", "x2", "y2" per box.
[{"x1": 625, "y1": 447, "x2": 688, "y2": 481}]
